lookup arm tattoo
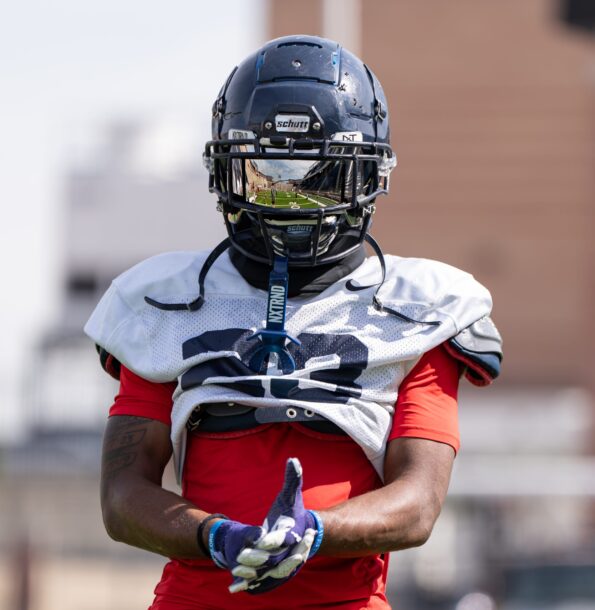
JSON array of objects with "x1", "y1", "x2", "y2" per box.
[{"x1": 102, "y1": 416, "x2": 149, "y2": 479}]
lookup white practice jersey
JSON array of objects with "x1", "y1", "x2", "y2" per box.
[{"x1": 85, "y1": 250, "x2": 493, "y2": 480}]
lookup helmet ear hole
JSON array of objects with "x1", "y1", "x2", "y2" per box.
[{"x1": 206, "y1": 35, "x2": 394, "y2": 267}]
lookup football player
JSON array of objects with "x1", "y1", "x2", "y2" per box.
[{"x1": 86, "y1": 35, "x2": 502, "y2": 609}]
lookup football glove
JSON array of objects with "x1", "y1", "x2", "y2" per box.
[{"x1": 225, "y1": 457, "x2": 324, "y2": 594}]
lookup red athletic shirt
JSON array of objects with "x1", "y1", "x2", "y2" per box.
[{"x1": 110, "y1": 345, "x2": 460, "y2": 610}]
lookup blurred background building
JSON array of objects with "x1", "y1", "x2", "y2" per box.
[{"x1": 1, "y1": 1, "x2": 594, "y2": 609}]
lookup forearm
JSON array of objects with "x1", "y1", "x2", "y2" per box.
[
  {"x1": 317, "y1": 477, "x2": 437, "y2": 557},
  {"x1": 100, "y1": 415, "x2": 218, "y2": 560},
  {"x1": 102, "y1": 474, "x2": 210, "y2": 559},
  {"x1": 317, "y1": 438, "x2": 454, "y2": 557}
]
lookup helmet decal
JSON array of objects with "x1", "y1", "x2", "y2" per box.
[{"x1": 274, "y1": 114, "x2": 311, "y2": 133}]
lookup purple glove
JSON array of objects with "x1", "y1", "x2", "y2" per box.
[
  {"x1": 229, "y1": 457, "x2": 324, "y2": 595},
  {"x1": 208, "y1": 519, "x2": 264, "y2": 573}
]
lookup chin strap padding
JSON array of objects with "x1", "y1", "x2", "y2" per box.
[
  {"x1": 444, "y1": 316, "x2": 503, "y2": 386},
  {"x1": 96, "y1": 344, "x2": 122, "y2": 381}
]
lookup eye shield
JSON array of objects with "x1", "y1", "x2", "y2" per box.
[{"x1": 204, "y1": 133, "x2": 396, "y2": 214}]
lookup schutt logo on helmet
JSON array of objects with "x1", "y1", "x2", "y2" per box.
[{"x1": 274, "y1": 114, "x2": 310, "y2": 133}]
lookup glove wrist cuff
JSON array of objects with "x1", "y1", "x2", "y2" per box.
[
  {"x1": 197, "y1": 513, "x2": 228, "y2": 559},
  {"x1": 307, "y1": 510, "x2": 324, "y2": 557},
  {"x1": 208, "y1": 519, "x2": 229, "y2": 568}
]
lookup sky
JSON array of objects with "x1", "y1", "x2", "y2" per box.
[{"x1": 0, "y1": 0, "x2": 265, "y2": 439}]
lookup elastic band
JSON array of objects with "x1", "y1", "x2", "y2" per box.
[
  {"x1": 307, "y1": 510, "x2": 324, "y2": 557},
  {"x1": 196, "y1": 513, "x2": 228, "y2": 559}
]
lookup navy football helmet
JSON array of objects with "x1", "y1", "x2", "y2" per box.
[{"x1": 204, "y1": 35, "x2": 396, "y2": 267}]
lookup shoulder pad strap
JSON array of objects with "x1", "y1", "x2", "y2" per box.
[
  {"x1": 95, "y1": 344, "x2": 122, "y2": 381},
  {"x1": 444, "y1": 316, "x2": 502, "y2": 387}
]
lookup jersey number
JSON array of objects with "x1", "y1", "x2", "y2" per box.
[{"x1": 181, "y1": 329, "x2": 368, "y2": 403}]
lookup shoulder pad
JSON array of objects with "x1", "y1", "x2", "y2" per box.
[
  {"x1": 444, "y1": 316, "x2": 502, "y2": 386},
  {"x1": 96, "y1": 344, "x2": 121, "y2": 381},
  {"x1": 377, "y1": 255, "x2": 493, "y2": 331}
]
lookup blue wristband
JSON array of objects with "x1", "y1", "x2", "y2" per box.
[
  {"x1": 307, "y1": 510, "x2": 324, "y2": 557},
  {"x1": 207, "y1": 519, "x2": 228, "y2": 568}
]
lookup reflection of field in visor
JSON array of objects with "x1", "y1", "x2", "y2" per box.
[{"x1": 253, "y1": 191, "x2": 337, "y2": 209}]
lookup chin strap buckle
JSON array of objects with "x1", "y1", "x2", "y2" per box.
[{"x1": 248, "y1": 255, "x2": 301, "y2": 374}]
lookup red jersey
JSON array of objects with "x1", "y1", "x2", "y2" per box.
[{"x1": 110, "y1": 345, "x2": 460, "y2": 609}]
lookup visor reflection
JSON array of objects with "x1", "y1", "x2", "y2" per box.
[{"x1": 231, "y1": 145, "x2": 354, "y2": 209}]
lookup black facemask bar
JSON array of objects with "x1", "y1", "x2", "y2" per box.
[{"x1": 204, "y1": 136, "x2": 394, "y2": 267}]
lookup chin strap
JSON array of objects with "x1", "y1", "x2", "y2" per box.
[
  {"x1": 144, "y1": 233, "x2": 440, "y2": 331},
  {"x1": 247, "y1": 255, "x2": 301, "y2": 374},
  {"x1": 144, "y1": 238, "x2": 232, "y2": 311},
  {"x1": 347, "y1": 234, "x2": 441, "y2": 327}
]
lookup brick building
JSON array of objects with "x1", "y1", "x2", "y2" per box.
[{"x1": 269, "y1": 0, "x2": 595, "y2": 391}]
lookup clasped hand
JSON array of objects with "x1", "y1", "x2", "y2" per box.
[{"x1": 208, "y1": 457, "x2": 323, "y2": 594}]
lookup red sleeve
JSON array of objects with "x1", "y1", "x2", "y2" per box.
[
  {"x1": 110, "y1": 349, "x2": 459, "y2": 444},
  {"x1": 109, "y1": 365, "x2": 176, "y2": 426},
  {"x1": 388, "y1": 344, "x2": 461, "y2": 453}
]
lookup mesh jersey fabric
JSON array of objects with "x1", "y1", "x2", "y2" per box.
[
  {"x1": 109, "y1": 345, "x2": 459, "y2": 609},
  {"x1": 88, "y1": 249, "x2": 489, "y2": 479}
]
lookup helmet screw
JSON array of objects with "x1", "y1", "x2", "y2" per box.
[
  {"x1": 292, "y1": 59, "x2": 302, "y2": 68},
  {"x1": 264, "y1": 121, "x2": 273, "y2": 130},
  {"x1": 312, "y1": 122, "x2": 321, "y2": 131}
]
